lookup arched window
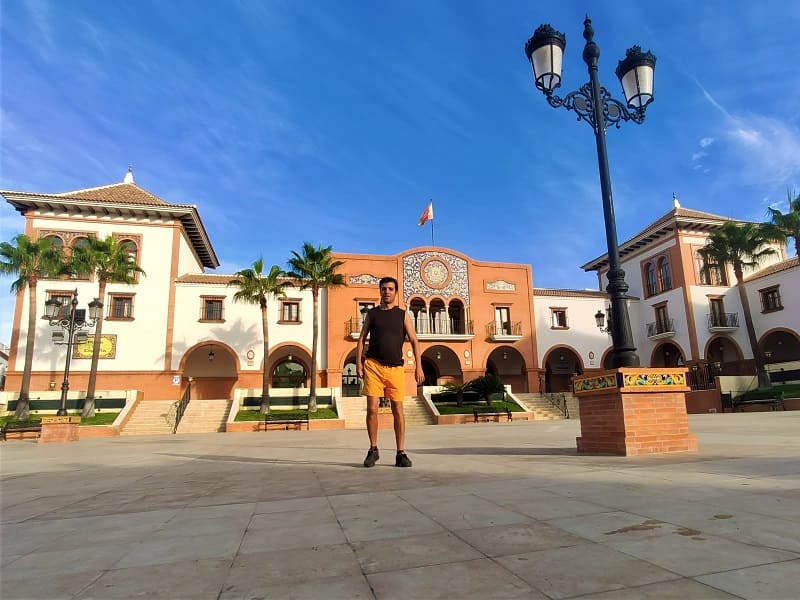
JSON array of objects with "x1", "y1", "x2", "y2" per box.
[
  {"x1": 657, "y1": 257, "x2": 672, "y2": 291},
  {"x1": 645, "y1": 262, "x2": 657, "y2": 296},
  {"x1": 695, "y1": 251, "x2": 727, "y2": 286},
  {"x1": 119, "y1": 239, "x2": 138, "y2": 264},
  {"x1": 71, "y1": 237, "x2": 91, "y2": 279},
  {"x1": 409, "y1": 297, "x2": 427, "y2": 334}
]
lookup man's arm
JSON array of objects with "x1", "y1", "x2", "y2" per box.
[
  {"x1": 356, "y1": 312, "x2": 370, "y2": 379},
  {"x1": 404, "y1": 311, "x2": 425, "y2": 385}
]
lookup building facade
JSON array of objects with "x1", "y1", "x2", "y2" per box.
[{"x1": 2, "y1": 176, "x2": 798, "y2": 409}]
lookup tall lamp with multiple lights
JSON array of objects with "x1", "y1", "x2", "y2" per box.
[
  {"x1": 525, "y1": 16, "x2": 656, "y2": 368},
  {"x1": 44, "y1": 289, "x2": 102, "y2": 416}
]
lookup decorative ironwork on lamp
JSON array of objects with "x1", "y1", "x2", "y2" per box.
[{"x1": 44, "y1": 289, "x2": 102, "y2": 416}]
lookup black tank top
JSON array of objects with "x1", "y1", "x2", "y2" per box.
[{"x1": 365, "y1": 307, "x2": 406, "y2": 367}]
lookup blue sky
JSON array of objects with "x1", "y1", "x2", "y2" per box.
[{"x1": 2, "y1": 1, "x2": 799, "y2": 346}]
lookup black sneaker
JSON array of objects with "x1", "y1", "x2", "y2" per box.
[
  {"x1": 395, "y1": 451, "x2": 413, "y2": 468},
  {"x1": 363, "y1": 447, "x2": 379, "y2": 468}
]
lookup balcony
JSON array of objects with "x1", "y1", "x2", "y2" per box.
[
  {"x1": 486, "y1": 321, "x2": 523, "y2": 342},
  {"x1": 345, "y1": 316, "x2": 475, "y2": 341},
  {"x1": 415, "y1": 317, "x2": 474, "y2": 341},
  {"x1": 708, "y1": 312, "x2": 739, "y2": 333},
  {"x1": 646, "y1": 318, "x2": 676, "y2": 340}
]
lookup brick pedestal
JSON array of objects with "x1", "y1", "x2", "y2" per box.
[
  {"x1": 573, "y1": 368, "x2": 698, "y2": 456},
  {"x1": 39, "y1": 416, "x2": 81, "y2": 443}
]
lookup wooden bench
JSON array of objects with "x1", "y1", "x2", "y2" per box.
[
  {"x1": 262, "y1": 412, "x2": 310, "y2": 431},
  {"x1": 1, "y1": 420, "x2": 43, "y2": 441},
  {"x1": 733, "y1": 392, "x2": 785, "y2": 412},
  {"x1": 473, "y1": 407, "x2": 513, "y2": 423}
]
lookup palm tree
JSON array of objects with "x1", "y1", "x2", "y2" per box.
[
  {"x1": 765, "y1": 189, "x2": 800, "y2": 258},
  {"x1": 698, "y1": 221, "x2": 777, "y2": 389},
  {"x1": 0, "y1": 234, "x2": 67, "y2": 418},
  {"x1": 71, "y1": 235, "x2": 145, "y2": 417},
  {"x1": 287, "y1": 243, "x2": 346, "y2": 412},
  {"x1": 229, "y1": 259, "x2": 290, "y2": 414}
]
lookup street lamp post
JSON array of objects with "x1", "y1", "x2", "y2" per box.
[
  {"x1": 44, "y1": 289, "x2": 102, "y2": 416},
  {"x1": 525, "y1": 16, "x2": 656, "y2": 368}
]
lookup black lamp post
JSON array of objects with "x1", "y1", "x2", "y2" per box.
[
  {"x1": 44, "y1": 289, "x2": 102, "y2": 416},
  {"x1": 525, "y1": 16, "x2": 656, "y2": 368}
]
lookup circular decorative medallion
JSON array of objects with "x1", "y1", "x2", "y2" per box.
[
  {"x1": 246, "y1": 349, "x2": 255, "y2": 360},
  {"x1": 420, "y1": 258, "x2": 450, "y2": 288}
]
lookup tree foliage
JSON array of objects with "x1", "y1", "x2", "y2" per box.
[
  {"x1": 229, "y1": 259, "x2": 290, "y2": 413},
  {"x1": 0, "y1": 235, "x2": 68, "y2": 418},
  {"x1": 287, "y1": 243, "x2": 346, "y2": 412}
]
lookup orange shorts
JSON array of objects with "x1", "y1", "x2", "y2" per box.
[{"x1": 362, "y1": 357, "x2": 405, "y2": 401}]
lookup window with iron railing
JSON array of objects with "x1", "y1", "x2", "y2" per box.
[
  {"x1": 760, "y1": 286, "x2": 782, "y2": 312},
  {"x1": 108, "y1": 294, "x2": 134, "y2": 320},
  {"x1": 200, "y1": 297, "x2": 224, "y2": 322}
]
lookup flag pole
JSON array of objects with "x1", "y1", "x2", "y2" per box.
[{"x1": 431, "y1": 218, "x2": 435, "y2": 247}]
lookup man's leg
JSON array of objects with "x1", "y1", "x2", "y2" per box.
[
  {"x1": 366, "y1": 396, "x2": 379, "y2": 447},
  {"x1": 390, "y1": 400, "x2": 405, "y2": 452}
]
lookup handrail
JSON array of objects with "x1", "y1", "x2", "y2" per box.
[
  {"x1": 544, "y1": 392, "x2": 569, "y2": 418},
  {"x1": 172, "y1": 384, "x2": 191, "y2": 434}
]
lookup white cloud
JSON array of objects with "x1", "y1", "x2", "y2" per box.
[
  {"x1": 691, "y1": 151, "x2": 707, "y2": 161},
  {"x1": 699, "y1": 137, "x2": 715, "y2": 148}
]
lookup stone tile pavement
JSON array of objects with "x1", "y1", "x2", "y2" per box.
[{"x1": 1, "y1": 412, "x2": 799, "y2": 599}]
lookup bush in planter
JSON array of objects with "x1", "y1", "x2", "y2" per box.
[
  {"x1": 469, "y1": 374, "x2": 504, "y2": 404},
  {"x1": 440, "y1": 381, "x2": 473, "y2": 407}
]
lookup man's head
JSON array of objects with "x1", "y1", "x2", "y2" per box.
[{"x1": 378, "y1": 276, "x2": 398, "y2": 306}]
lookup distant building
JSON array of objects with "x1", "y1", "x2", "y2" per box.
[{"x1": 2, "y1": 174, "x2": 797, "y2": 412}]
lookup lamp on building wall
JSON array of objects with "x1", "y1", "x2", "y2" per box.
[
  {"x1": 526, "y1": 17, "x2": 655, "y2": 368},
  {"x1": 435, "y1": 351, "x2": 441, "y2": 360},
  {"x1": 594, "y1": 309, "x2": 612, "y2": 334},
  {"x1": 288, "y1": 353, "x2": 293, "y2": 362},
  {"x1": 502, "y1": 351, "x2": 508, "y2": 360},
  {"x1": 44, "y1": 289, "x2": 101, "y2": 416},
  {"x1": 207, "y1": 346, "x2": 215, "y2": 362}
]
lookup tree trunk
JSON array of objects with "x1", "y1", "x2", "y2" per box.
[
  {"x1": 83, "y1": 281, "x2": 106, "y2": 418},
  {"x1": 734, "y1": 266, "x2": 771, "y2": 389},
  {"x1": 15, "y1": 282, "x2": 37, "y2": 419},
  {"x1": 456, "y1": 392, "x2": 463, "y2": 407},
  {"x1": 260, "y1": 301, "x2": 270, "y2": 414},
  {"x1": 308, "y1": 287, "x2": 318, "y2": 412}
]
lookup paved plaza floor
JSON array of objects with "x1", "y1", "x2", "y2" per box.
[{"x1": 1, "y1": 412, "x2": 799, "y2": 599}]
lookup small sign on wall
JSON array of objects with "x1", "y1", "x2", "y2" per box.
[{"x1": 171, "y1": 375, "x2": 181, "y2": 386}]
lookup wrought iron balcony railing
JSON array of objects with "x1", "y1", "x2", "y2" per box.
[
  {"x1": 646, "y1": 318, "x2": 675, "y2": 339},
  {"x1": 708, "y1": 312, "x2": 739, "y2": 330},
  {"x1": 345, "y1": 316, "x2": 474, "y2": 339},
  {"x1": 485, "y1": 321, "x2": 523, "y2": 339}
]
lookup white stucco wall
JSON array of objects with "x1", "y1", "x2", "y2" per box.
[{"x1": 170, "y1": 281, "x2": 315, "y2": 371}]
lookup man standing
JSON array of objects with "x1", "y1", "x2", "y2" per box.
[{"x1": 356, "y1": 276, "x2": 424, "y2": 467}]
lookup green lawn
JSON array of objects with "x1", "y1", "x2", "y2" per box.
[
  {"x1": 435, "y1": 400, "x2": 524, "y2": 415},
  {"x1": 234, "y1": 407, "x2": 338, "y2": 421},
  {"x1": 0, "y1": 412, "x2": 119, "y2": 426}
]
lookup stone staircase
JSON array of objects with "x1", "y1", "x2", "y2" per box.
[
  {"x1": 176, "y1": 399, "x2": 232, "y2": 434},
  {"x1": 120, "y1": 400, "x2": 176, "y2": 436},
  {"x1": 514, "y1": 393, "x2": 580, "y2": 420},
  {"x1": 336, "y1": 395, "x2": 434, "y2": 429}
]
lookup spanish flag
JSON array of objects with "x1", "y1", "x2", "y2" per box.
[{"x1": 418, "y1": 201, "x2": 434, "y2": 226}]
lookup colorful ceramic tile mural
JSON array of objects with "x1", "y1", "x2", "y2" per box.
[
  {"x1": 621, "y1": 372, "x2": 687, "y2": 387},
  {"x1": 402, "y1": 251, "x2": 469, "y2": 303},
  {"x1": 573, "y1": 374, "x2": 618, "y2": 392}
]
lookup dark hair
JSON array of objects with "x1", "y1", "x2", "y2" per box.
[{"x1": 378, "y1": 276, "x2": 398, "y2": 290}]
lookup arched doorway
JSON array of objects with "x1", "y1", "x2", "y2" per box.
[
  {"x1": 183, "y1": 343, "x2": 237, "y2": 400},
  {"x1": 760, "y1": 329, "x2": 800, "y2": 364},
  {"x1": 422, "y1": 346, "x2": 462, "y2": 385},
  {"x1": 272, "y1": 357, "x2": 307, "y2": 388},
  {"x1": 342, "y1": 352, "x2": 360, "y2": 397},
  {"x1": 544, "y1": 347, "x2": 582, "y2": 392},
  {"x1": 652, "y1": 342, "x2": 685, "y2": 368},
  {"x1": 487, "y1": 346, "x2": 527, "y2": 393}
]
